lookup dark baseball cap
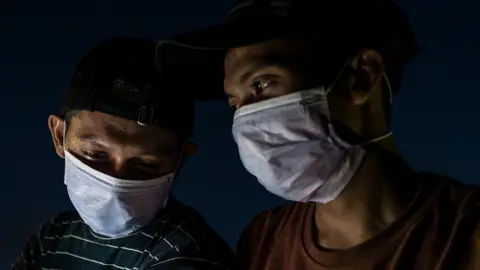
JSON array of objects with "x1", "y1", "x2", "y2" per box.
[
  {"x1": 159, "y1": 0, "x2": 418, "y2": 99},
  {"x1": 61, "y1": 37, "x2": 216, "y2": 138}
]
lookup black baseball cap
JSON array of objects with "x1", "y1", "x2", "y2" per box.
[
  {"x1": 61, "y1": 37, "x2": 215, "y2": 138},
  {"x1": 158, "y1": 0, "x2": 419, "y2": 99}
]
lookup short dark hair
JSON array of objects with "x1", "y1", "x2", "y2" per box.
[
  {"x1": 64, "y1": 110, "x2": 80, "y2": 124},
  {"x1": 63, "y1": 110, "x2": 80, "y2": 135}
]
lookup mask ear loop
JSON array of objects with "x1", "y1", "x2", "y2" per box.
[
  {"x1": 170, "y1": 144, "x2": 186, "y2": 181},
  {"x1": 359, "y1": 73, "x2": 394, "y2": 145},
  {"x1": 325, "y1": 60, "x2": 351, "y2": 95},
  {"x1": 63, "y1": 120, "x2": 68, "y2": 152},
  {"x1": 383, "y1": 73, "x2": 393, "y2": 104},
  {"x1": 325, "y1": 58, "x2": 394, "y2": 146},
  {"x1": 326, "y1": 60, "x2": 394, "y2": 104}
]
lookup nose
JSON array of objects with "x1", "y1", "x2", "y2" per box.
[
  {"x1": 239, "y1": 93, "x2": 269, "y2": 107},
  {"x1": 111, "y1": 157, "x2": 131, "y2": 180},
  {"x1": 94, "y1": 158, "x2": 129, "y2": 180}
]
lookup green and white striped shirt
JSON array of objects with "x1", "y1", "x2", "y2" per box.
[{"x1": 12, "y1": 198, "x2": 235, "y2": 270}]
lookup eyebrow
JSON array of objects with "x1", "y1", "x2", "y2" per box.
[
  {"x1": 237, "y1": 62, "x2": 268, "y2": 85},
  {"x1": 74, "y1": 134, "x2": 108, "y2": 148},
  {"x1": 154, "y1": 147, "x2": 179, "y2": 158},
  {"x1": 236, "y1": 56, "x2": 293, "y2": 86},
  {"x1": 76, "y1": 133, "x2": 178, "y2": 157}
]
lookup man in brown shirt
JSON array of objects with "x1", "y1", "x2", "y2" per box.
[{"x1": 161, "y1": 0, "x2": 480, "y2": 269}]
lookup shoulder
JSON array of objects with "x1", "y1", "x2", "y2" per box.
[
  {"x1": 36, "y1": 210, "x2": 83, "y2": 237},
  {"x1": 143, "y1": 200, "x2": 235, "y2": 269},
  {"x1": 418, "y1": 172, "x2": 480, "y2": 212},
  {"x1": 49, "y1": 210, "x2": 83, "y2": 225},
  {"x1": 237, "y1": 203, "x2": 308, "y2": 264},
  {"x1": 419, "y1": 173, "x2": 480, "y2": 266},
  {"x1": 16, "y1": 211, "x2": 83, "y2": 260},
  {"x1": 417, "y1": 172, "x2": 480, "y2": 234}
]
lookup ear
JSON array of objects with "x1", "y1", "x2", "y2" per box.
[
  {"x1": 177, "y1": 142, "x2": 197, "y2": 166},
  {"x1": 48, "y1": 114, "x2": 66, "y2": 159},
  {"x1": 183, "y1": 142, "x2": 197, "y2": 157},
  {"x1": 348, "y1": 49, "x2": 385, "y2": 105},
  {"x1": 173, "y1": 142, "x2": 197, "y2": 177}
]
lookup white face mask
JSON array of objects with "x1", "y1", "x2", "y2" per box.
[
  {"x1": 232, "y1": 87, "x2": 392, "y2": 204},
  {"x1": 64, "y1": 151, "x2": 176, "y2": 238}
]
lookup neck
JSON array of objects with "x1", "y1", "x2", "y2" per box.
[{"x1": 313, "y1": 145, "x2": 418, "y2": 249}]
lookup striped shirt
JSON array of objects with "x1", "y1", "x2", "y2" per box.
[{"x1": 12, "y1": 197, "x2": 235, "y2": 270}]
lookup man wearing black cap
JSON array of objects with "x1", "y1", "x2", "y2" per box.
[
  {"x1": 12, "y1": 38, "x2": 234, "y2": 270},
  {"x1": 162, "y1": 0, "x2": 480, "y2": 269}
]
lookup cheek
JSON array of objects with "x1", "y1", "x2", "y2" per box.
[
  {"x1": 327, "y1": 94, "x2": 365, "y2": 141},
  {"x1": 327, "y1": 94, "x2": 350, "y2": 121}
]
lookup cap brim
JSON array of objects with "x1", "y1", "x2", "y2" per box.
[
  {"x1": 156, "y1": 39, "x2": 226, "y2": 101},
  {"x1": 156, "y1": 15, "x2": 290, "y2": 101},
  {"x1": 171, "y1": 15, "x2": 290, "y2": 49}
]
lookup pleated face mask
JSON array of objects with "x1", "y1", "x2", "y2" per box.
[
  {"x1": 232, "y1": 73, "x2": 393, "y2": 204},
  {"x1": 64, "y1": 150, "x2": 177, "y2": 238}
]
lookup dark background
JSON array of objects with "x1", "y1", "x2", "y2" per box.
[{"x1": 1, "y1": 0, "x2": 479, "y2": 268}]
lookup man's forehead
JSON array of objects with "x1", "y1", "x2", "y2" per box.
[
  {"x1": 68, "y1": 111, "x2": 179, "y2": 155},
  {"x1": 224, "y1": 38, "x2": 312, "y2": 75},
  {"x1": 70, "y1": 111, "x2": 173, "y2": 138},
  {"x1": 227, "y1": 38, "x2": 300, "y2": 58}
]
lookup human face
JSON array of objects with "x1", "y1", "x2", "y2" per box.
[
  {"x1": 224, "y1": 37, "x2": 391, "y2": 151},
  {"x1": 224, "y1": 38, "x2": 319, "y2": 110},
  {"x1": 48, "y1": 110, "x2": 193, "y2": 180}
]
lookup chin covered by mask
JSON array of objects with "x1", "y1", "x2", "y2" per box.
[
  {"x1": 63, "y1": 151, "x2": 176, "y2": 238},
  {"x1": 231, "y1": 86, "x2": 392, "y2": 204}
]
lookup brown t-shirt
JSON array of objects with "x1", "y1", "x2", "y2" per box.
[{"x1": 237, "y1": 173, "x2": 480, "y2": 270}]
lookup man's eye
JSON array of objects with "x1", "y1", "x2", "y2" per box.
[
  {"x1": 133, "y1": 159, "x2": 163, "y2": 172},
  {"x1": 250, "y1": 80, "x2": 270, "y2": 94},
  {"x1": 138, "y1": 163, "x2": 157, "y2": 170},
  {"x1": 83, "y1": 150, "x2": 108, "y2": 160}
]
